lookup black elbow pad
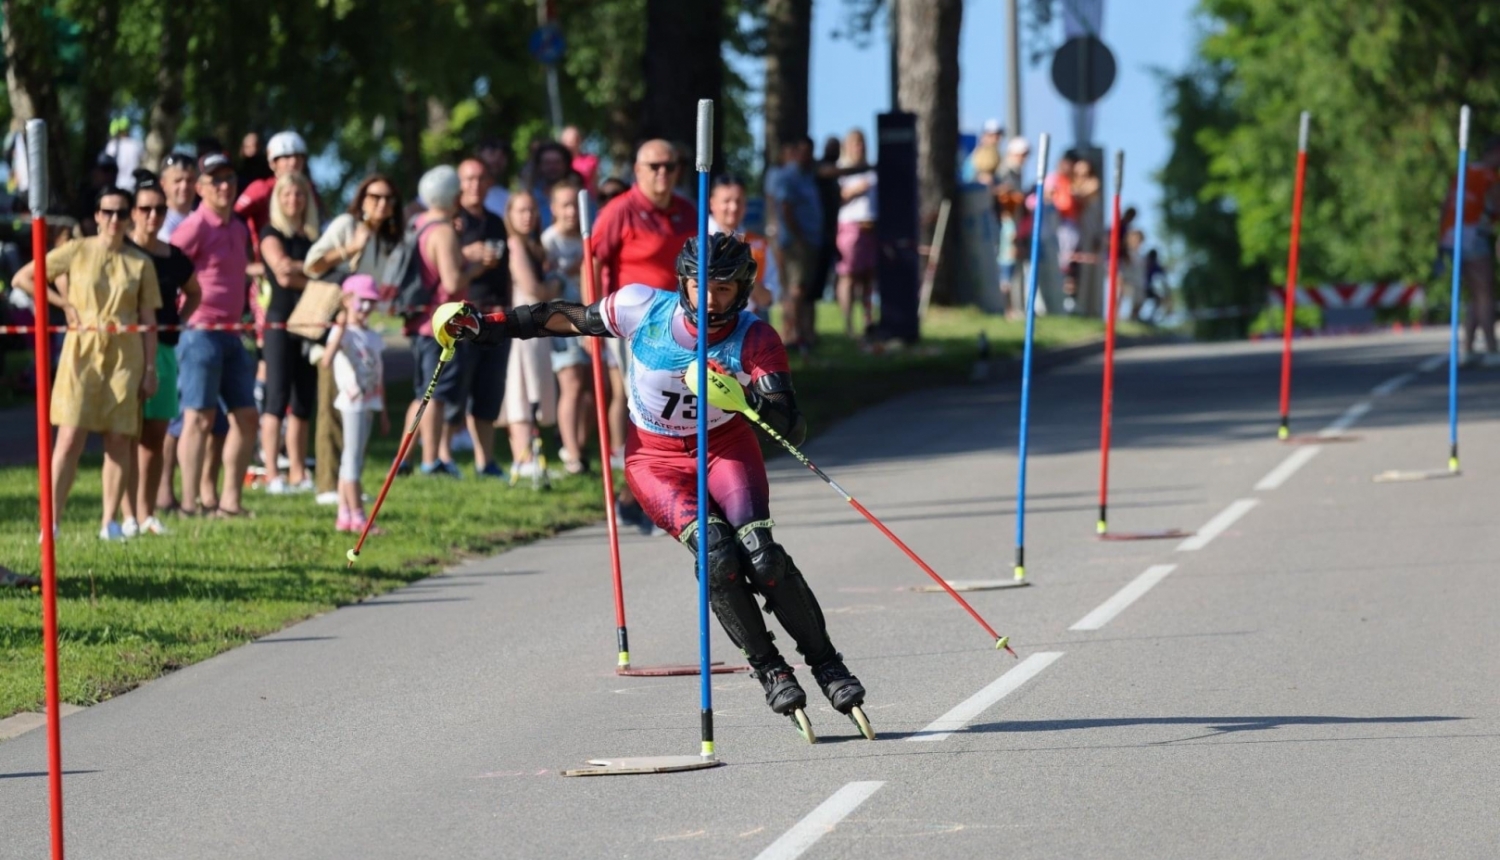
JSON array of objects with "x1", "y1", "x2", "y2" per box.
[{"x1": 750, "y1": 372, "x2": 806, "y2": 445}]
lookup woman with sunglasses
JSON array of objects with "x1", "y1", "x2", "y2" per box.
[
  {"x1": 119, "y1": 170, "x2": 202, "y2": 536},
  {"x1": 305, "y1": 174, "x2": 402, "y2": 503},
  {"x1": 14, "y1": 187, "x2": 163, "y2": 540}
]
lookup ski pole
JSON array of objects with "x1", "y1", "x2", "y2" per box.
[
  {"x1": 694, "y1": 99, "x2": 716, "y2": 760},
  {"x1": 691, "y1": 369, "x2": 1017, "y2": 656},
  {"x1": 346, "y1": 345, "x2": 454, "y2": 566}
]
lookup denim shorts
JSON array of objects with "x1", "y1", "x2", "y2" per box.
[
  {"x1": 549, "y1": 337, "x2": 590, "y2": 373},
  {"x1": 176, "y1": 329, "x2": 257, "y2": 412},
  {"x1": 411, "y1": 335, "x2": 471, "y2": 424}
]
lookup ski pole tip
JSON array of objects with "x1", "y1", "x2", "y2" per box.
[
  {"x1": 1096, "y1": 520, "x2": 1107, "y2": 536},
  {"x1": 1012, "y1": 566, "x2": 1026, "y2": 582},
  {"x1": 345, "y1": 548, "x2": 359, "y2": 567},
  {"x1": 995, "y1": 636, "x2": 1017, "y2": 658},
  {"x1": 1277, "y1": 426, "x2": 1289, "y2": 441}
]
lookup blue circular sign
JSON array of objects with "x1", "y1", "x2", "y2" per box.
[{"x1": 529, "y1": 24, "x2": 565, "y2": 66}]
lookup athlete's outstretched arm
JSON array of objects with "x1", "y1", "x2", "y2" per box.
[{"x1": 435, "y1": 299, "x2": 611, "y2": 348}]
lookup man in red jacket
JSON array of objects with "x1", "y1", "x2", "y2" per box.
[{"x1": 589, "y1": 139, "x2": 697, "y2": 531}]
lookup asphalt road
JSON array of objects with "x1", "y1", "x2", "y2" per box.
[{"x1": 2, "y1": 330, "x2": 1497, "y2": 860}]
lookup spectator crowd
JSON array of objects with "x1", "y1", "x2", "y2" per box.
[
  {"x1": 1, "y1": 119, "x2": 887, "y2": 541},
  {"x1": 964, "y1": 118, "x2": 1169, "y2": 323}
]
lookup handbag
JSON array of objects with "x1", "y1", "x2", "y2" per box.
[{"x1": 285, "y1": 279, "x2": 344, "y2": 342}]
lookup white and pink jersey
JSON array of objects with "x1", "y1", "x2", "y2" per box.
[{"x1": 600, "y1": 284, "x2": 790, "y2": 437}]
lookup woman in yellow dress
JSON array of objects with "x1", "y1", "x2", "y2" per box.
[{"x1": 14, "y1": 187, "x2": 162, "y2": 541}]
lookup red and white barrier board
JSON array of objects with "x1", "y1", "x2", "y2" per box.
[{"x1": 1267, "y1": 283, "x2": 1424, "y2": 308}]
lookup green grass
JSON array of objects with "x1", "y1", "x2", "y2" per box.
[{"x1": 0, "y1": 303, "x2": 1120, "y2": 719}]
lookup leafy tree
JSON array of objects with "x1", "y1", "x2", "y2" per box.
[
  {"x1": 1156, "y1": 57, "x2": 1267, "y2": 339},
  {"x1": 1196, "y1": 0, "x2": 1500, "y2": 310}
]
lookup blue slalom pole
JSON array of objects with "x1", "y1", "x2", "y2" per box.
[
  {"x1": 1014, "y1": 133, "x2": 1051, "y2": 583},
  {"x1": 1447, "y1": 105, "x2": 1469, "y2": 474},
  {"x1": 695, "y1": 99, "x2": 716, "y2": 759}
]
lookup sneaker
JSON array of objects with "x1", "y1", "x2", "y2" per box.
[
  {"x1": 477, "y1": 462, "x2": 507, "y2": 480},
  {"x1": 512, "y1": 461, "x2": 540, "y2": 479},
  {"x1": 450, "y1": 428, "x2": 474, "y2": 452},
  {"x1": 99, "y1": 522, "x2": 128, "y2": 542},
  {"x1": 421, "y1": 461, "x2": 460, "y2": 478},
  {"x1": 121, "y1": 517, "x2": 140, "y2": 538},
  {"x1": 609, "y1": 449, "x2": 625, "y2": 471},
  {"x1": 350, "y1": 514, "x2": 382, "y2": 536},
  {"x1": 265, "y1": 478, "x2": 288, "y2": 495},
  {"x1": 315, "y1": 491, "x2": 340, "y2": 506},
  {"x1": 336, "y1": 508, "x2": 353, "y2": 532},
  {"x1": 287, "y1": 478, "x2": 314, "y2": 494},
  {"x1": 440, "y1": 460, "x2": 462, "y2": 478},
  {"x1": 560, "y1": 450, "x2": 588, "y2": 476},
  {"x1": 141, "y1": 516, "x2": 170, "y2": 536}
]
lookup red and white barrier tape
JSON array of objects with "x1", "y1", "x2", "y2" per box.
[{"x1": 0, "y1": 320, "x2": 336, "y2": 335}]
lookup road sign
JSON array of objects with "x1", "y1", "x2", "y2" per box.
[
  {"x1": 1051, "y1": 35, "x2": 1117, "y2": 105},
  {"x1": 529, "y1": 23, "x2": 565, "y2": 66}
]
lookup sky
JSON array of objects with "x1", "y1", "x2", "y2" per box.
[{"x1": 756, "y1": 0, "x2": 1201, "y2": 247}]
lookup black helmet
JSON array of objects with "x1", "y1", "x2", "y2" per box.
[{"x1": 676, "y1": 232, "x2": 758, "y2": 326}]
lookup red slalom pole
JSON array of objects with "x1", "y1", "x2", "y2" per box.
[
  {"x1": 1277, "y1": 111, "x2": 1310, "y2": 440},
  {"x1": 1097, "y1": 150, "x2": 1124, "y2": 536},
  {"x1": 26, "y1": 119, "x2": 65, "y2": 860},
  {"x1": 578, "y1": 192, "x2": 631, "y2": 670}
]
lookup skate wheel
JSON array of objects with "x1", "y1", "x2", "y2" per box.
[
  {"x1": 790, "y1": 708, "x2": 816, "y2": 744},
  {"x1": 848, "y1": 705, "x2": 875, "y2": 740}
]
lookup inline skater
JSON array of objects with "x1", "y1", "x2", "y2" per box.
[{"x1": 433, "y1": 233, "x2": 870, "y2": 737}]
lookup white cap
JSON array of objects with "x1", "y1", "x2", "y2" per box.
[
  {"x1": 266, "y1": 131, "x2": 308, "y2": 160},
  {"x1": 1006, "y1": 137, "x2": 1031, "y2": 155},
  {"x1": 982, "y1": 118, "x2": 1003, "y2": 135}
]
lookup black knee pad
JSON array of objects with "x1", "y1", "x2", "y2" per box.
[
  {"x1": 682, "y1": 517, "x2": 776, "y2": 659},
  {"x1": 738, "y1": 521, "x2": 836, "y2": 666},
  {"x1": 682, "y1": 517, "x2": 741, "y2": 587}
]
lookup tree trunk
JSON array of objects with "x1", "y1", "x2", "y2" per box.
[
  {"x1": 395, "y1": 85, "x2": 425, "y2": 196},
  {"x1": 640, "y1": 0, "x2": 724, "y2": 171},
  {"x1": 763, "y1": 0, "x2": 811, "y2": 170},
  {"x1": 2, "y1": 0, "x2": 72, "y2": 204},
  {"x1": 144, "y1": 1, "x2": 190, "y2": 171},
  {"x1": 898, "y1": 0, "x2": 963, "y2": 305},
  {"x1": 76, "y1": 0, "x2": 123, "y2": 195}
]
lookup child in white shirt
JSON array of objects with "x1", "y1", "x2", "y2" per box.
[{"x1": 321, "y1": 274, "x2": 388, "y2": 533}]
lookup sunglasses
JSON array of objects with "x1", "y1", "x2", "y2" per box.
[
  {"x1": 642, "y1": 161, "x2": 678, "y2": 174},
  {"x1": 201, "y1": 173, "x2": 235, "y2": 186},
  {"x1": 136, "y1": 204, "x2": 169, "y2": 216},
  {"x1": 364, "y1": 192, "x2": 396, "y2": 202},
  {"x1": 97, "y1": 208, "x2": 130, "y2": 220}
]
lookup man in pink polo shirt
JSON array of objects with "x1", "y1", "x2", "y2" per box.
[{"x1": 170, "y1": 153, "x2": 257, "y2": 517}]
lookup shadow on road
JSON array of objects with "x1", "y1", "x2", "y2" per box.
[{"x1": 964, "y1": 714, "x2": 1464, "y2": 737}]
